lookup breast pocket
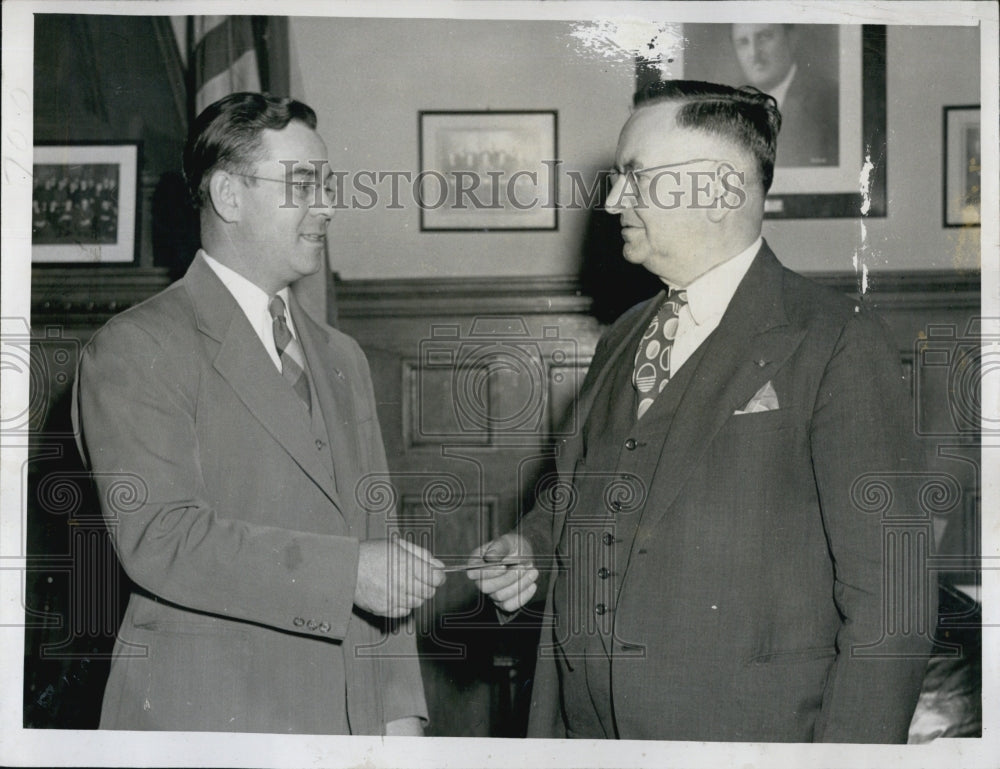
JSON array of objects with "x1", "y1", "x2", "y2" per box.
[{"x1": 721, "y1": 408, "x2": 790, "y2": 435}]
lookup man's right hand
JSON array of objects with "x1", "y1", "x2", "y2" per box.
[
  {"x1": 354, "y1": 538, "x2": 445, "y2": 618},
  {"x1": 466, "y1": 533, "x2": 539, "y2": 613}
]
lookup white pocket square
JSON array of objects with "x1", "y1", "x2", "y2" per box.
[{"x1": 734, "y1": 380, "x2": 780, "y2": 414}]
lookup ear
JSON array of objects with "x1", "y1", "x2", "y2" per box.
[
  {"x1": 705, "y1": 162, "x2": 741, "y2": 224},
  {"x1": 207, "y1": 169, "x2": 241, "y2": 223}
]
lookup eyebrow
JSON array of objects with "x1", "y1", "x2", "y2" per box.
[
  {"x1": 615, "y1": 157, "x2": 641, "y2": 172},
  {"x1": 282, "y1": 162, "x2": 330, "y2": 180}
]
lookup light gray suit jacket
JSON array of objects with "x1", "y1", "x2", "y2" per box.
[{"x1": 73, "y1": 254, "x2": 426, "y2": 734}]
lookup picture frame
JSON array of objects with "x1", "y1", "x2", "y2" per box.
[
  {"x1": 639, "y1": 24, "x2": 886, "y2": 219},
  {"x1": 943, "y1": 105, "x2": 981, "y2": 227},
  {"x1": 418, "y1": 110, "x2": 558, "y2": 231},
  {"x1": 31, "y1": 142, "x2": 140, "y2": 263}
]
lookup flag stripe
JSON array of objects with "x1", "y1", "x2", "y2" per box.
[
  {"x1": 196, "y1": 49, "x2": 260, "y2": 114},
  {"x1": 192, "y1": 15, "x2": 227, "y2": 45},
  {"x1": 193, "y1": 16, "x2": 257, "y2": 89}
]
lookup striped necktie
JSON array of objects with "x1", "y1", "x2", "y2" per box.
[
  {"x1": 268, "y1": 295, "x2": 311, "y2": 413},
  {"x1": 632, "y1": 289, "x2": 688, "y2": 419}
]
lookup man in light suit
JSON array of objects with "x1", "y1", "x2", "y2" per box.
[
  {"x1": 73, "y1": 93, "x2": 444, "y2": 734},
  {"x1": 731, "y1": 23, "x2": 839, "y2": 167},
  {"x1": 469, "y1": 81, "x2": 932, "y2": 742}
]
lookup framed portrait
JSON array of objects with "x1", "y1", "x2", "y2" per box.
[
  {"x1": 640, "y1": 24, "x2": 886, "y2": 219},
  {"x1": 31, "y1": 142, "x2": 140, "y2": 263},
  {"x1": 943, "y1": 105, "x2": 981, "y2": 227},
  {"x1": 418, "y1": 110, "x2": 558, "y2": 231}
]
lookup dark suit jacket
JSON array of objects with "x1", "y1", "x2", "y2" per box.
[
  {"x1": 73, "y1": 254, "x2": 426, "y2": 734},
  {"x1": 522, "y1": 243, "x2": 932, "y2": 742},
  {"x1": 776, "y1": 68, "x2": 839, "y2": 167}
]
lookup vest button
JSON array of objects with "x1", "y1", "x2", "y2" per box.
[
  {"x1": 595, "y1": 603, "x2": 607, "y2": 615},
  {"x1": 598, "y1": 567, "x2": 610, "y2": 579},
  {"x1": 624, "y1": 438, "x2": 637, "y2": 450},
  {"x1": 315, "y1": 439, "x2": 325, "y2": 450},
  {"x1": 602, "y1": 532, "x2": 615, "y2": 546}
]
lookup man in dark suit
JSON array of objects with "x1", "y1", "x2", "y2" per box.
[
  {"x1": 469, "y1": 81, "x2": 932, "y2": 742},
  {"x1": 731, "y1": 23, "x2": 839, "y2": 167},
  {"x1": 73, "y1": 92, "x2": 444, "y2": 734}
]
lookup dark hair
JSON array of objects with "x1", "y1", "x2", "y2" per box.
[
  {"x1": 633, "y1": 80, "x2": 782, "y2": 193},
  {"x1": 182, "y1": 92, "x2": 318, "y2": 208}
]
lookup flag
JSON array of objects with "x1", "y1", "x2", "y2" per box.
[{"x1": 190, "y1": 15, "x2": 293, "y2": 118}]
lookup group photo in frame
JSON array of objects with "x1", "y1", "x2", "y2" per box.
[
  {"x1": 418, "y1": 110, "x2": 558, "y2": 231},
  {"x1": 31, "y1": 143, "x2": 140, "y2": 263}
]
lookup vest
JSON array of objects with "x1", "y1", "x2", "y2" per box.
[{"x1": 552, "y1": 324, "x2": 709, "y2": 738}]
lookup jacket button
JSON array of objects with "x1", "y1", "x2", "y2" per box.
[
  {"x1": 315, "y1": 439, "x2": 325, "y2": 450},
  {"x1": 603, "y1": 532, "x2": 615, "y2": 546},
  {"x1": 293, "y1": 617, "x2": 305, "y2": 627},
  {"x1": 624, "y1": 438, "x2": 637, "y2": 450},
  {"x1": 598, "y1": 567, "x2": 610, "y2": 579},
  {"x1": 319, "y1": 622, "x2": 331, "y2": 633},
  {"x1": 595, "y1": 603, "x2": 608, "y2": 616}
]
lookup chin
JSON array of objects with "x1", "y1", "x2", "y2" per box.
[{"x1": 621, "y1": 244, "x2": 647, "y2": 266}]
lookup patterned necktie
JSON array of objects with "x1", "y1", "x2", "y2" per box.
[
  {"x1": 633, "y1": 289, "x2": 688, "y2": 420},
  {"x1": 268, "y1": 295, "x2": 311, "y2": 413}
]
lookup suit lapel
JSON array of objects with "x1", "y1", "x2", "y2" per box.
[
  {"x1": 183, "y1": 256, "x2": 345, "y2": 515},
  {"x1": 636, "y1": 244, "x2": 806, "y2": 533}
]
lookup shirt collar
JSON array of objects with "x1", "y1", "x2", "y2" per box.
[
  {"x1": 769, "y1": 62, "x2": 798, "y2": 110},
  {"x1": 679, "y1": 236, "x2": 762, "y2": 326},
  {"x1": 200, "y1": 249, "x2": 295, "y2": 335}
]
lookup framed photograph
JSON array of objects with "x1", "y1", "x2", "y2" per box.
[
  {"x1": 418, "y1": 111, "x2": 558, "y2": 231},
  {"x1": 640, "y1": 24, "x2": 886, "y2": 219},
  {"x1": 31, "y1": 142, "x2": 140, "y2": 263},
  {"x1": 944, "y1": 105, "x2": 981, "y2": 227}
]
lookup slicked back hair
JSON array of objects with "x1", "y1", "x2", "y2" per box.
[
  {"x1": 633, "y1": 80, "x2": 782, "y2": 193},
  {"x1": 183, "y1": 92, "x2": 318, "y2": 208}
]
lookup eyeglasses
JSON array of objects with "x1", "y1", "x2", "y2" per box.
[
  {"x1": 608, "y1": 158, "x2": 732, "y2": 187},
  {"x1": 233, "y1": 173, "x2": 338, "y2": 207}
]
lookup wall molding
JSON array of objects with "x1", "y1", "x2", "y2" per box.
[
  {"x1": 31, "y1": 266, "x2": 173, "y2": 327},
  {"x1": 331, "y1": 271, "x2": 981, "y2": 320},
  {"x1": 29, "y1": 267, "x2": 981, "y2": 329}
]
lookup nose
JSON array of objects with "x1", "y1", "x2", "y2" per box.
[
  {"x1": 604, "y1": 172, "x2": 630, "y2": 215},
  {"x1": 310, "y1": 188, "x2": 336, "y2": 220}
]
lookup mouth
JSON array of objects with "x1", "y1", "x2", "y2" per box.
[{"x1": 300, "y1": 233, "x2": 326, "y2": 244}]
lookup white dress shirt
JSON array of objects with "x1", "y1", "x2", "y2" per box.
[
  {"x1": 666, "y1": 236, "x2": 762, "y2": 375},
  {"x1": 201, "y1": 249, "x2": 297, "y2": 373}
]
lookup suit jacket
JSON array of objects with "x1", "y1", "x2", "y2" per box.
[
  {"x1": 522, "y1": 243, "x2": 932, "y2": 742},
  {"x1": 776, "y1": 68, "x2": 839, "y2": 167},
  {"x1": 73, "y1": 254, "x2": 426, "y2": 734}
]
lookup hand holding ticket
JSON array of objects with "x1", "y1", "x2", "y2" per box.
[{"x1": 465, "y1": 532, "x2": 539, "y2": 613}]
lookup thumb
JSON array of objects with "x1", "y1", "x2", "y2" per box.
[
  {"x1": 396, "y1": 537, "x2": 444, "y2": 568},
  {"x1": 481, "y1": 536, "x2": 512, "y2": 563}
]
